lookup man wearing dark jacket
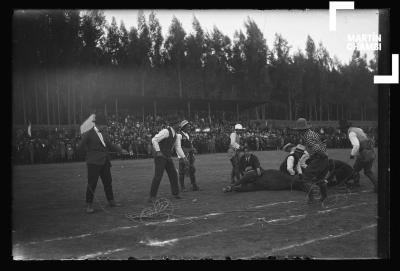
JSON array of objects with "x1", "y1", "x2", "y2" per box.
[
  {"x1": 223, "y1": 145, "x2": 263, "y2": 192},
  {"x1": 77, "y1": 113, "x2": 123, "y2": 214}
]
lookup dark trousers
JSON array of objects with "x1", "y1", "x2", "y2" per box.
[
  {"x1": 302, "y1": 153, "x2": 329, "y2": 201},
  {"x1": 179, "y1": 154, "x2": 197, "y2": 188},
  {"x1": 327, "y1": 163, "x2": 354, "y2": 186},
  {"x1": 150, "y1": 156, "x2": 179, "y2": 197},
  {"x1": 230, "y1": 154, "x2": 241, "y2": 184},
  {"x1": 353, "y1": 155, "x2": 377, "y2": 189},
  {"x1": 86, "y1": 162, "x2": 114, "y2": 204}
]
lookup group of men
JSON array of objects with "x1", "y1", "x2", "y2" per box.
[
  {"x1": 77, "y1": 113, "x2": 377, "y2": 213},
  {"x1": 223, "y1": 118, "x2": 378, "y2": 205},
  {"x1": 77, "y1": 114, "x2": 200, "y2": 213}
]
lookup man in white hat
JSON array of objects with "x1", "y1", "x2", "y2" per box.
[
  {"x1": 228, "y1": 123, "x2": 245, "y2": 184},
  {"x1": 176, "y1": 120, "x2": 199, "y2": 192}
]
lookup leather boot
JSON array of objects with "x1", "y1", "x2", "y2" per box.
[
  {"x1": 86, "y1": 203, "x2": 95, "y2": 214},
  {"x1": 319, "y1": 182, "x2": 328, "y2": 202}
]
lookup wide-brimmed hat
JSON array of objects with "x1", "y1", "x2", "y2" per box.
[
  {"x1": 292, "y1": 118, "x2": 311, "y2": 130},
  {"x1": 294, "y1": 144, "x2": 306, "y2": 154},
  {"x1": 180, "y1": 120, "x2": 189, "y2": 129},
  {"x1": 235, "y1": 124, "x2": 244, "y2": 130},
  {"x1": 282, "y1": 143, "x2": 296, "y2": 152}
]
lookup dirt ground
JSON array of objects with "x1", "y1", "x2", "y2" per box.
[{"x1": 12, "y1": 149, "x2": 379, "y2": 260}]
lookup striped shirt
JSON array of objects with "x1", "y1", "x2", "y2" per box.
[{"x1": 300, "y1": 129, "x2": 327, "y2": 156}]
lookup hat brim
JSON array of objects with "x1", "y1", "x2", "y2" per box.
[
  {"x1": 291, "y1": 125, "x2": 311, "y2": 130},
  {"x1": 282, "y1": 143, "x2": 295, "y2": 151}
]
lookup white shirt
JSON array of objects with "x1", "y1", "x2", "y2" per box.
[
  {"x1": 94, "y1": 126, "x2": 106, "y2": 147},
  {"x1": 230, "y1": 132, "x2": 240, "y2": 150},
  {"x1": 152, "y1": 127, "x2": 185, "y2": 158},
  {"x1": 287, "y1": 151, "x2": 309, "y2": 175},
  {"x1": 286, "y1": 152, "x2": 298, "y2": 176},
  {"x1": 175, "y1": 132, "x2": 188, "y2": 159},
  {"x1": 348, "y1": 131, "x2": 360, "y2": 156}
]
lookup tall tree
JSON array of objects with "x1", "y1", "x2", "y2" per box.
[
  {"x1": 137, "y1": 10, "x2": 151, "y2": 96},
  {"x1": 80, "y1": 10, "x2": 107, "y2": 66},
  {"x1": 164, "y1": 16, "x2": 186, "y2": 98},
  {"x1": 243, "y1": 18, "x2": 271, "y2": 102},
  {"x1": 118, "y1": 21, "x2": 130, "y2": 66},
  {"x1": 104, "y1": 17, "x2": 122, "y2": 65},
  {"x1": 230, "y1": 30, "x2": 246, "y2": 99},
  {"x1": 148, "y1": 11, "x2": 163, "y2": 69},
  {"x1": 203, "y1": 26, "x2": 232, "y2": 99},
  {"x1": 185, "y1": 16, "x2": 206, "y2": 97},
  {"x1": 269, "y1": 33, "x2": 292, "y2": 119},
  {"x1": 303, "y1": 35, "x2": 319, "y2": 120}
]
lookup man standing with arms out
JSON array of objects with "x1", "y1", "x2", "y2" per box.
[
  {"x1": 149, "y1": 120, "x2": 182, "y2": 203},
  {"x1": 77, "y1": 113, "x2": 123, "y2": 214},
  {"x1": 347, "y1": 126, "x2": 378, "y2": 192},
  {"x1": 177, "y1": 120, "x2": 200, "y2": 192},
  {"x1": 228, "y1": 124, "x2": 244, "y2": 184},
  {"x1": 293, "y1": 118, "x2": 329, "y2": 205}
]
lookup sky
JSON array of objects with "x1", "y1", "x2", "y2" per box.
[{"x1": 103, "y1": 9, "x2": 379, "y2": 65}]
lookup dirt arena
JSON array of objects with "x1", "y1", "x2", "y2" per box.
[{"x1": 12, "y1": 149, "x2": 378, "y2": 260}]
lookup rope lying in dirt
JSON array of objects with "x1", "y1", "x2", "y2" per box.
[
  {"x1": 305, "y1": 182, "x2": 353, "y2": 209},
  {"x1": 91, "y1": 181, "x2": 364, "y2": 228},
  {"x1": 259, "y1": 184, "x2": 354, "y2": 226},
  {"x1": 124, "y1": 198, "x2": 195, "y2": 226},
  {"x1": 88, "y1": 182, "x2": 194, "y2": 226}
]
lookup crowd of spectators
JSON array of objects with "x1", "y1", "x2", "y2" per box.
[{"x1": 12, "y1": 112, "x2": 378, "y2": 165}]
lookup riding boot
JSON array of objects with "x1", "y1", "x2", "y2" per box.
[
  {"x1": 353, "y1": 172, "x2": 361, "y2": 187},
  {"x1": 190, "y1": 175, "x2": 199, "y2": 191},
  {"x1": 179, "y1": 174, "x2": 186, "y2": 191},
  {"x1": 319, "y1": 182, "x2": 328, "y2": 202},
  {"x1": 305, "y1": 183, "x2": 315, "y2": 204},
  {"x1": 365, "y1": 171, "x2": 378, "y2": 193},
  {"x1": 230, "y1": 169, "x2": 236, "y2": 184}
]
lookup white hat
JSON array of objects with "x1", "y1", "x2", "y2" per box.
[
  {"x1": 180, "y1": 120, "x2": 189, "y2": 129},
  {"x1": 295, "y1": 144, "x2": 306, "y2": 152},
  {"x1": 234, "y1": 124, "x2": 244, "y2": 130}
]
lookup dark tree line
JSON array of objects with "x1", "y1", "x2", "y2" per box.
[{"x1": 12, "y1": 10, "x2": 378, "y2": 125}]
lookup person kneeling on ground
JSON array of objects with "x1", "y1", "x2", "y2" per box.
[
  {"x1": 280, "y1": 143, "x2": 309, "y2": 179},
  {"x1": 223, "y1": 145, "x2": 263, "y2": 191},
  {"x1": 222, "y1": 146, "x2": 305, "y2": 192}
]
